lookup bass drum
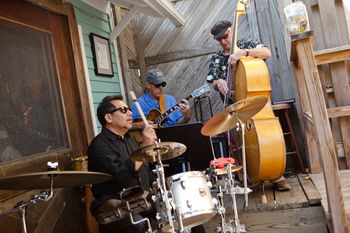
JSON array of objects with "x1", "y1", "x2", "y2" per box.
[{"x1": 161, "y1": 171, "x2": 216, "y2": 232}]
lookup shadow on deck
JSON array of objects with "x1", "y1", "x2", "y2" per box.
[{"x1": 204, "y1": 173, "x2": 328, "y2": 233}]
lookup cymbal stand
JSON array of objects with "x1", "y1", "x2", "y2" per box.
[
  {"x1": 0, "y1": 177, "x2": 54, "y2": 233},
  {"x1": 154, "y1": 145, "x2": 176, "y2": 233},
  {"x1": 238, "y1": 120, "x2": 249, "y2": 208},
  {"x1": 226, "y1": 164, "x2": 246, "y2": 233}
]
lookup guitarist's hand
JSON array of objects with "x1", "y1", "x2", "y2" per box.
[
  {"x1": 178, "y1": 99, "x2": 192, "y2": 123},
  {"x1": 141, "y1": 124, "x2": 157, "y2": 147}
]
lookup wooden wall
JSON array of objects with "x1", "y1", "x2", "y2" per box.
[
  {"x1": 122, "y1": 0, "x2": 298, "y2": 119},
  {"x1": 278, "y1": 0, "x2": 350, "y2": 172},
  {"x1": 115, "y1": 0, "x2": 350, "y2": 172},
  {"x1": 116, "y1": 0, "x2": 307, "y2": 169}
]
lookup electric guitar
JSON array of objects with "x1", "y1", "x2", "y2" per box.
[{"x1": 146, "y1": 83, "x2": 211, "y2": 126}]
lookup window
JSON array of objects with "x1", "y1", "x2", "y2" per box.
[{"x1": 0, "y1": 19, "x2": 68, "y2": 163}]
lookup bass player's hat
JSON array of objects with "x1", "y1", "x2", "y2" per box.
[
  {"x1": 211, "y1": 20, "x2": 232, "y2": 40},
  {"x1": 147, "y1": 69, "x2": 167, "y2": 87}
]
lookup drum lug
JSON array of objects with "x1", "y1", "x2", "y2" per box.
[
  {"x1": 186, "y1": 200, "x2": 192, "y2": 209},
  {"x1": 181, "y1": 180, "x2": 186, "y2": 189}
]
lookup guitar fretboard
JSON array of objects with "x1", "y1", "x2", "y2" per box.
[{"x1": 154, "y1": 95, "x2": 193, "y2": 124}]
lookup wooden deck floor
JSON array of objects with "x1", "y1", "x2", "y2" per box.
[
  {"x1": 203, "y1": 173, "x2": 328, "y2": 233},
  {"x1": 310, "y1": 169, "x2": 350, "y2": 232}
]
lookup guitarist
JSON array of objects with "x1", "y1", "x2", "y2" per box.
[
  {"x1": 207, "y1": 20, "x2": 291, "y2": 191},
  {"x1": 131, "y1": 69, "x2": 192, "y2": 128}
]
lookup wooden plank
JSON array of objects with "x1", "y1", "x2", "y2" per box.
[
  {"x1": 310, "y1": 170, "x2": 350, "y2": 231},
  {"x1": 297, "y1": 173, "x2": 321, "y2": 205},
  {"x1": 292, "y1": 39, "x2": 321, "y2": 173},
  {"x1": 327, "y1": 105, "x2": 350, "y2": 118},
  {"x1": 275, "y1": 176, "x2": 309, "y2": 210},
  {"x1": 128, "y1": 44, "x2": 221, "y2": 68},
  {"x1": 115, "y1": 6, "x2": 133, "y2": 104},
  {"x1": 292, "y1": 34, "x2": 349, "y2": 233},
  {"x1": 328, "y1": 62, "x2": 350, "y2": 168},
  {"x1": 315, "y1": 45, "x2": 350, "y2": 65},
  {"x1": 204, "y1": 206, "x2": 327, "y2": 233}
]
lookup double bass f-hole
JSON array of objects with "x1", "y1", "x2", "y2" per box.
[{"x1": 245, "y1": 120, "x2": 253, "y2": 131}]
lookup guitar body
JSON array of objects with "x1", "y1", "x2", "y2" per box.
[
  {"x1": 146, "y1": 109, "x2": 162, "y2": 123},
  {"x1": 235, "y1": 57, "x2": 286, "y2": 182}
]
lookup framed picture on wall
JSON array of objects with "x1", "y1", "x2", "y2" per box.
[{"x1": 90, "y1": 33, "x2": 113, "y2": 77}]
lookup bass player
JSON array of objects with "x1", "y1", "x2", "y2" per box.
[{"x1": 207, "y1": 20, "x2": 291, "y2": 191}]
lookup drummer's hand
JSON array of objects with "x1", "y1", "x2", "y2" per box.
[
  {"x1": 213, "y1": 79, "x2": 228, "y2": 96},
  {"x1": 141, "y1": 124, "x2": 157, "y2": 147}
]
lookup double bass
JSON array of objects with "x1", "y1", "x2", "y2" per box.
[{"x1": 229, "y1": 0, "x2": 286, "y2": 182}]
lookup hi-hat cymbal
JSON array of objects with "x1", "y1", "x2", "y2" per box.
[
  {"x1": 214, "y1": 165, "x2": 243, "y2": 176},
  {"x1": 0, "y1": 171, "x2": 112, "y2": 190},
  {"x1": 131, "y1": 142, "x2": 187, "y2": 162},
  {"x1": 201, "y1": 96, "x2": 268, "y2": 136}
]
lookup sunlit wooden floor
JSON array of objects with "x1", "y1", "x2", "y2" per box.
[
  {"x1": 310, "y1": 170, "x2": 350, "y2": 232},
  {"x1": 204, "y1": 173, "x2": 328, "y2": 233}
]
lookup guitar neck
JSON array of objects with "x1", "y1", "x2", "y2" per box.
[{"x1": 154, "y1": 95, "x2": 193, "y2": 124}]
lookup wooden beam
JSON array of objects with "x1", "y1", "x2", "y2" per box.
[
  {"x1": 291, "y1": 32, "x2": 349, "y2": 233},
  {"x1": 314, "y1": 45, "x2": 350, "y2": 65},
  {"x1": 327, "y1": 105, "x2": 350, "y2": 118},
  {"x1": 109, "y1": 5, "x2": 140, "y2": 42},
  {"x1": 144, "y1": 0, "x2": 185, "y2": 26},
  {"x1": 310, "y1": 0, "x2": 337, "y2": 7},
  {"x1": 128, "y1": 44, "x2": 221, "y2": 68}
]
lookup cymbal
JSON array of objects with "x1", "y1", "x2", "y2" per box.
[
  {"x1": 0, "y1": 171, "x2": 112, "y2": 190},
  {"x1": 214, "y1": 165, "x2": 242, "y2": 176},
  {"x1": 201, "y1": 96, "x2": 268, "y2": 136},
  {"x1": 131, "y1": 142, "x2": 187, "y2": 162}
]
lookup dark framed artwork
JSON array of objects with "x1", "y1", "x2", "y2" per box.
[{"x1": 90, "y1": 33, "x2": 113, "y2": 77}]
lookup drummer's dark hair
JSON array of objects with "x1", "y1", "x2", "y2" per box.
[{"x1": 97, "y1": 95, "x2": 124, "y2": 126}]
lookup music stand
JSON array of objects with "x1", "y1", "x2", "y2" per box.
[{"x1": 155, "y1": 123, "x2": 213, "y2": 176}]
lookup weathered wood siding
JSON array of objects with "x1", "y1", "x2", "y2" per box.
[
  {"x1": 277, "y1": 0, "x2": 350, "y2": 171},
  {"x1": 126, "y1": 0, "x2": 297, "y2": 123}
]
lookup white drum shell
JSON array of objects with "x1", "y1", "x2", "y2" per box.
[{"x1": 163, "y1": 171, "x2": 216, "y2": 231}]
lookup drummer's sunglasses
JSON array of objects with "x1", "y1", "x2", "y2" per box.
[{"x1": 109, "y1": 106, "x2": 131, "y2": 114}]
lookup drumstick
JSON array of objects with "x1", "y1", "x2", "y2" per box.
[{"x1": 129, "y1": 91, "x2": 149, "y2": 126}]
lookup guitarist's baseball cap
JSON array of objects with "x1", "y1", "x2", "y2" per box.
[
  {"x1": 211, "y1": 20, "x2": 232, "y2": 40},
  {"x1": 147, "y1": 69, "x2": 167, "y2": 87}
]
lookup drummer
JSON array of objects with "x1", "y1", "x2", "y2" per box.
[
  {"x1": 88, "y1": 95, "x2": 206, "y2": 233},
  {"x1": 88, "y1": 95, "x2": 156, "y2": 233}
]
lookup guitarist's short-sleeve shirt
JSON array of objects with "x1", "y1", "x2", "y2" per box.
[{"x1": 131, "y1": 92, "x2": 183, "y2": 127}]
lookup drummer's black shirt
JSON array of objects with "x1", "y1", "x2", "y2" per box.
[{"x1": 88, "y1": 127, "x2": 154, "y2": 214}]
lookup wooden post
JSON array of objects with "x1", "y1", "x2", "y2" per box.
[{"x1": 291, "y1": 31, "x2": 349, "y2": 233}]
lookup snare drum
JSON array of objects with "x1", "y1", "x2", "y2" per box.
[{"x1": 162, "y1": 171, "x2": 216, "y2": 231}]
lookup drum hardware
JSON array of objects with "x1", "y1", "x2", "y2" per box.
[
  {"x1": 153, "y1": 141, "x2": 177, "y2": 233},
  {"x1": 0, "y1": 162, "x2": 112, "y2": 233},
  {"x1": 121, "y1": 187, "x2": 154, "y2": 233},
  {"x1": 0, "y1": 191, "x2": 53, "y2": 233}
]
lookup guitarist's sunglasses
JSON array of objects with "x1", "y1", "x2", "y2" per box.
[
  {"x1": 109, "y1": 106, "x2": 131, "y2": 114},
  {"x1": 151, "y1": 82, "x2": 166, "y2": 88}
]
